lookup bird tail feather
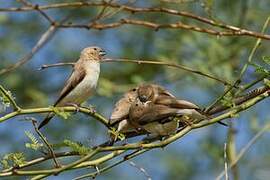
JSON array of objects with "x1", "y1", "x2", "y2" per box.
[{"x1": 38, "y1": 113, "x2": 54, "y2": 129}]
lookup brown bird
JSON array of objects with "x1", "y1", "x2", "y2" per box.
[
  {"x1": 109, "y1": 87, "x2": 139, "y2": 140},
  {"x1": 38, "y1": 46, "x2": 106, "y2": 129},
  {"x1": 109, "y1": 87, "x2": 138, "y2": 125},
  {"x1": 137, "y1": 84, "x2": 175, "y2": 102},
  {"x1": 138, "y1": 84, "x2": 200, "y2": 110},
  {"x1": 109, "y1": 83, "x2": 207, "y2": 140},
  {"x1": 128, "y1": 98, "x2": 205, "y2": 136}
]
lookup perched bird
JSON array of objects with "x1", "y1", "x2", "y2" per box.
[
  {"x1": 109, "y1": 83, "x2": 206, "y2": 140},
  {"x1": 137, "y1": 84, "x2": 175, "y2": 102},
  {"x1": 137, "y1": 84, "x2": 200, "y2": 109},
  {"x1": 110, "y1": 87, "x2": 138, "y2": 125},
  {"x1": 38, "y1": 46, "x2": 106, "y2": 129},
  {"x1": 109, "y1": 87, "x2": 139, "y2": 138},
  {"x1": 129, "y1": 98, "x2": 205, "y2": 136},
  {"x1": 137, "y1": 84, "x2": 227, "y2": 128}
]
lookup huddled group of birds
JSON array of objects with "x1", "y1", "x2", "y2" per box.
[
  {"x1": 38, "y1": 46, "x2": 208, "y2": 142},
  {"x1": 109, "y1": 84, "x2": 206, "y2": 142}
]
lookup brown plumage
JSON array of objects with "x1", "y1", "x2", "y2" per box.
[
  {"x1": 110, "y1": 83, "x2": 206, "y2": 138},
  {"x1": 109, "y1": 87, "x2": 138, "y2": 126},
  {"x1": 38, "y1": 46, "x2": 106, "y2": 129},
  {"x1": 129, "y1": 98, "x2": 205, "y2": 136}
]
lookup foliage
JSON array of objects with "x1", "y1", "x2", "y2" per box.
[
  {"x1": 0, "y1": 152, "x2": 26, "y2": 169},
  {"x1": 25, "y1": 131, "x2": 44, "y2": 151},
  {"x1": 0, "y1": 0, "x2": 269, "y2": 179},
  {"x1": 63, "y1": 139, "x2": 92, "y2": 155}
]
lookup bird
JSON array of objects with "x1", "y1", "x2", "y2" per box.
[
  {"x1": 109, "y1": 83, "x2": 206, "y2": 140},
  {"x1": 137, "y1": 84, "x2": 200, "y2": 109},
  {"x1": 109, "y1": 87, "x2": 139, "y2": 141},
  {"x1": 109, "y1": 87, "x2": 138, "y2": 126},
  {"x1": 137, "y1": 84, "x2": 175, "y2": 103},
  {"x1": 129, "y1": 97, "x2": 205, "y2": 136},
  {"x1": 38, "y1": 46, "x2": 106, "y2": 129}
]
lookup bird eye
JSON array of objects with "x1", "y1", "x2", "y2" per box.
[
  {"x1": 132, "y1": 88, "x2": 136, "y2": 91},
  {"x1": 94, "y1": 48, "x2": 97, "y2": 50}
]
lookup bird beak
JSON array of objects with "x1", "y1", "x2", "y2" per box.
[
  {"x1": 99, "y1": 50, "x2": 106, "y2": 56},
  {"x1": 139, "y1": 95, "x2": 148, "y2": 102}
]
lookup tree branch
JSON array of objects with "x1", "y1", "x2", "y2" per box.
[
  {"x1": 0, "y1": 85, "x2": 21, "y2": 111},
  {"x1": 0, "y1": 25, "x2": 58, "y2": 76}
]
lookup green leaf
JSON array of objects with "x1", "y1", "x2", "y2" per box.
[
  {"x1": 262, "y1": 56, "x2": 270, "y2": 65},
  {"x1": 249, "y1": 62, "x2": 270, "y2": 76},
  {"x1": 25, "y1": 131, "x2": 43, "y2": 151},
  {"x1": 0, "y1": 90, "x2": 11, "y2": 108},
  {"x1": 63, "y1": 139, "x2": 92, "y2": 155},
  {"x1": 52, "y1": 107, "x2": 71, "y2": 119},
  {"x1": 1, "y1": 152, "x2": 26, "y2": 169},
  {"x1": 264, "y1": 78, "x2": 270, "y2": 88},
  {"x1": 220, "y1": 92, "x2": 235, "y2": 108}
]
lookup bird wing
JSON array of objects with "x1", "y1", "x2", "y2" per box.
[
  {"x1": 137, "y1": 105, "x2": 179, "y2": 125},
  {"x1": 110, "y1": 88, "x2": 138, "y2": 125},
  {"x1": 152, "y1": 84, "x2": 175, "y2": 98},
  {"x1": 155, "y1": 95, "x2": 199, "y2": 109},
  {"x1": 54, "y1": 64, "x2": 86, "y2": 106}
]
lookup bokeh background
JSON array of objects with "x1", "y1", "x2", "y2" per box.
[{"x1": 0, "y1": 0, "x2": 270, "y2": 179}]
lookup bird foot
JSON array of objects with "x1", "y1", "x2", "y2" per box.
[
  {"x1": 81, "y1": 104, "x2": 96, "y2": 114},
  {"x1": 65, "y1": 103, "x2": 80, "y2": 113}
]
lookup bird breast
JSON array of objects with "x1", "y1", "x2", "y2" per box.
[{"x1": 62, "y1": 62, "x2": 100, "y2": 104}]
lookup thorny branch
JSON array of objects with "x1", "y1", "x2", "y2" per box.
[
  {"x1": 216, "y1": 122, "x2": 270, "y2": 180},
  {"x1": 0, "y1": 83, "x2": 269, "y2": 179},
  {"x1": 0, "y1": 1, "x2": 270, "y2": 179},
  {"x1": 0, "y1": 2, "x2": 269, "y2": 39},
  {"x1": 0, "y1": 1, "x2": 269, "y2": 76},
  {"x1": 31, "y1": 119, "x2": 61, "y2": 168},
  {"x1": 39, "y1": 58, "x2": 236, "y2": 88},
  {"x1": 0, "y1": 25, "x2": 58, "y2": 76}
]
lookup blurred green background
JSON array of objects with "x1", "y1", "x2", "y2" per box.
[{"x1": 0, "y1": 0, "x2": 270, "y2": 179}]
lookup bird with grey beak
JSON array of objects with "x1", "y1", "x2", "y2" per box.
[{"x1": 38, "y1": 46, "x2": 106, "y2": 129}]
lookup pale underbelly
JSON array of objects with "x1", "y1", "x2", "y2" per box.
[{"x1": 57, "y1": 78, "x2": 96, "y2": 106}]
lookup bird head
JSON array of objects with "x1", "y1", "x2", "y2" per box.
[
  {"x1": 137, "y1": 84, "x2": 154, "y2": 102},
  {"x1": 80, "y1": 46, "x2": 106, "y2": 61}
]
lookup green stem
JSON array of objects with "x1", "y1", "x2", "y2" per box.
[
  {"x1": 0, "y1": 106, "x2": 109, "y2": 128},
  {"x1": 0, "y1": 85, "x2": 21, "y2": 110}
]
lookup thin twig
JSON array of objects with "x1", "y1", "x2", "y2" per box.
[
  {"x1": 17, "y1": 0, "x2": 55, "y2": 24},
  {"x1": 73, "y1": 149, "x2": 149, "y2": 180},
  {"x1": 0, "y1": 106, "x2": 110, "y2": 129},
  {"x1": 0, "y1": 85, "x2": 21, "y2": 110},
  {"x1": 53, "y1": 148, "x2": 99, "y2": 175},
  {"x1": 205, "y1": 17, "x2": 270, "y2": 113},
  {"x1": 240, "y1": 75, "x2": 268, "y2": 92},
  {"x1": 0, "y1": 90, "x2": 268, "y2": 178},
  {"x1": 0, "y1": 25, "x2": 58, "y2": 76},
  {"x1": 205, "y1": 85, "x2": 234, "y2": 113},
  {"x1": 216, "y1": 122, "x2": 270, "y2": 180},
  {"x1": 1, "y1": 2, "x2": 270, "y2": 40},
  {"x1": 223, "y1": 143, "x2": 228, "y2": 180},
  {"x1": 103, "y1": 58, "x2": 235, "y2": 87},
  {"x1": 57, "y1": 19, "x2": 270, "y2": 40},
  {"x1": 39, "y1": 58, "x2": 235, "y2": 87},
  {"x1": 227, "y1": 122, "x2": 239, "y2": 180},
  {"x1": 208, "y1": 85, "x2": 269, "y2": 115},
  {"x1": 129, "y1": 161, "x2": 152, "y2": 180},
  {"x1": 1, "y1": 151, "x2": 78, "y2": 173},
  {"x1": 31, "y1": 119, "x2": 61, "y2": 168},
  {"x1": 237, "y1": 16, "x2": 270, "y2": 83},
  {"x1": 38, "y1": 62, "x2": 75, "y2": 70}
]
